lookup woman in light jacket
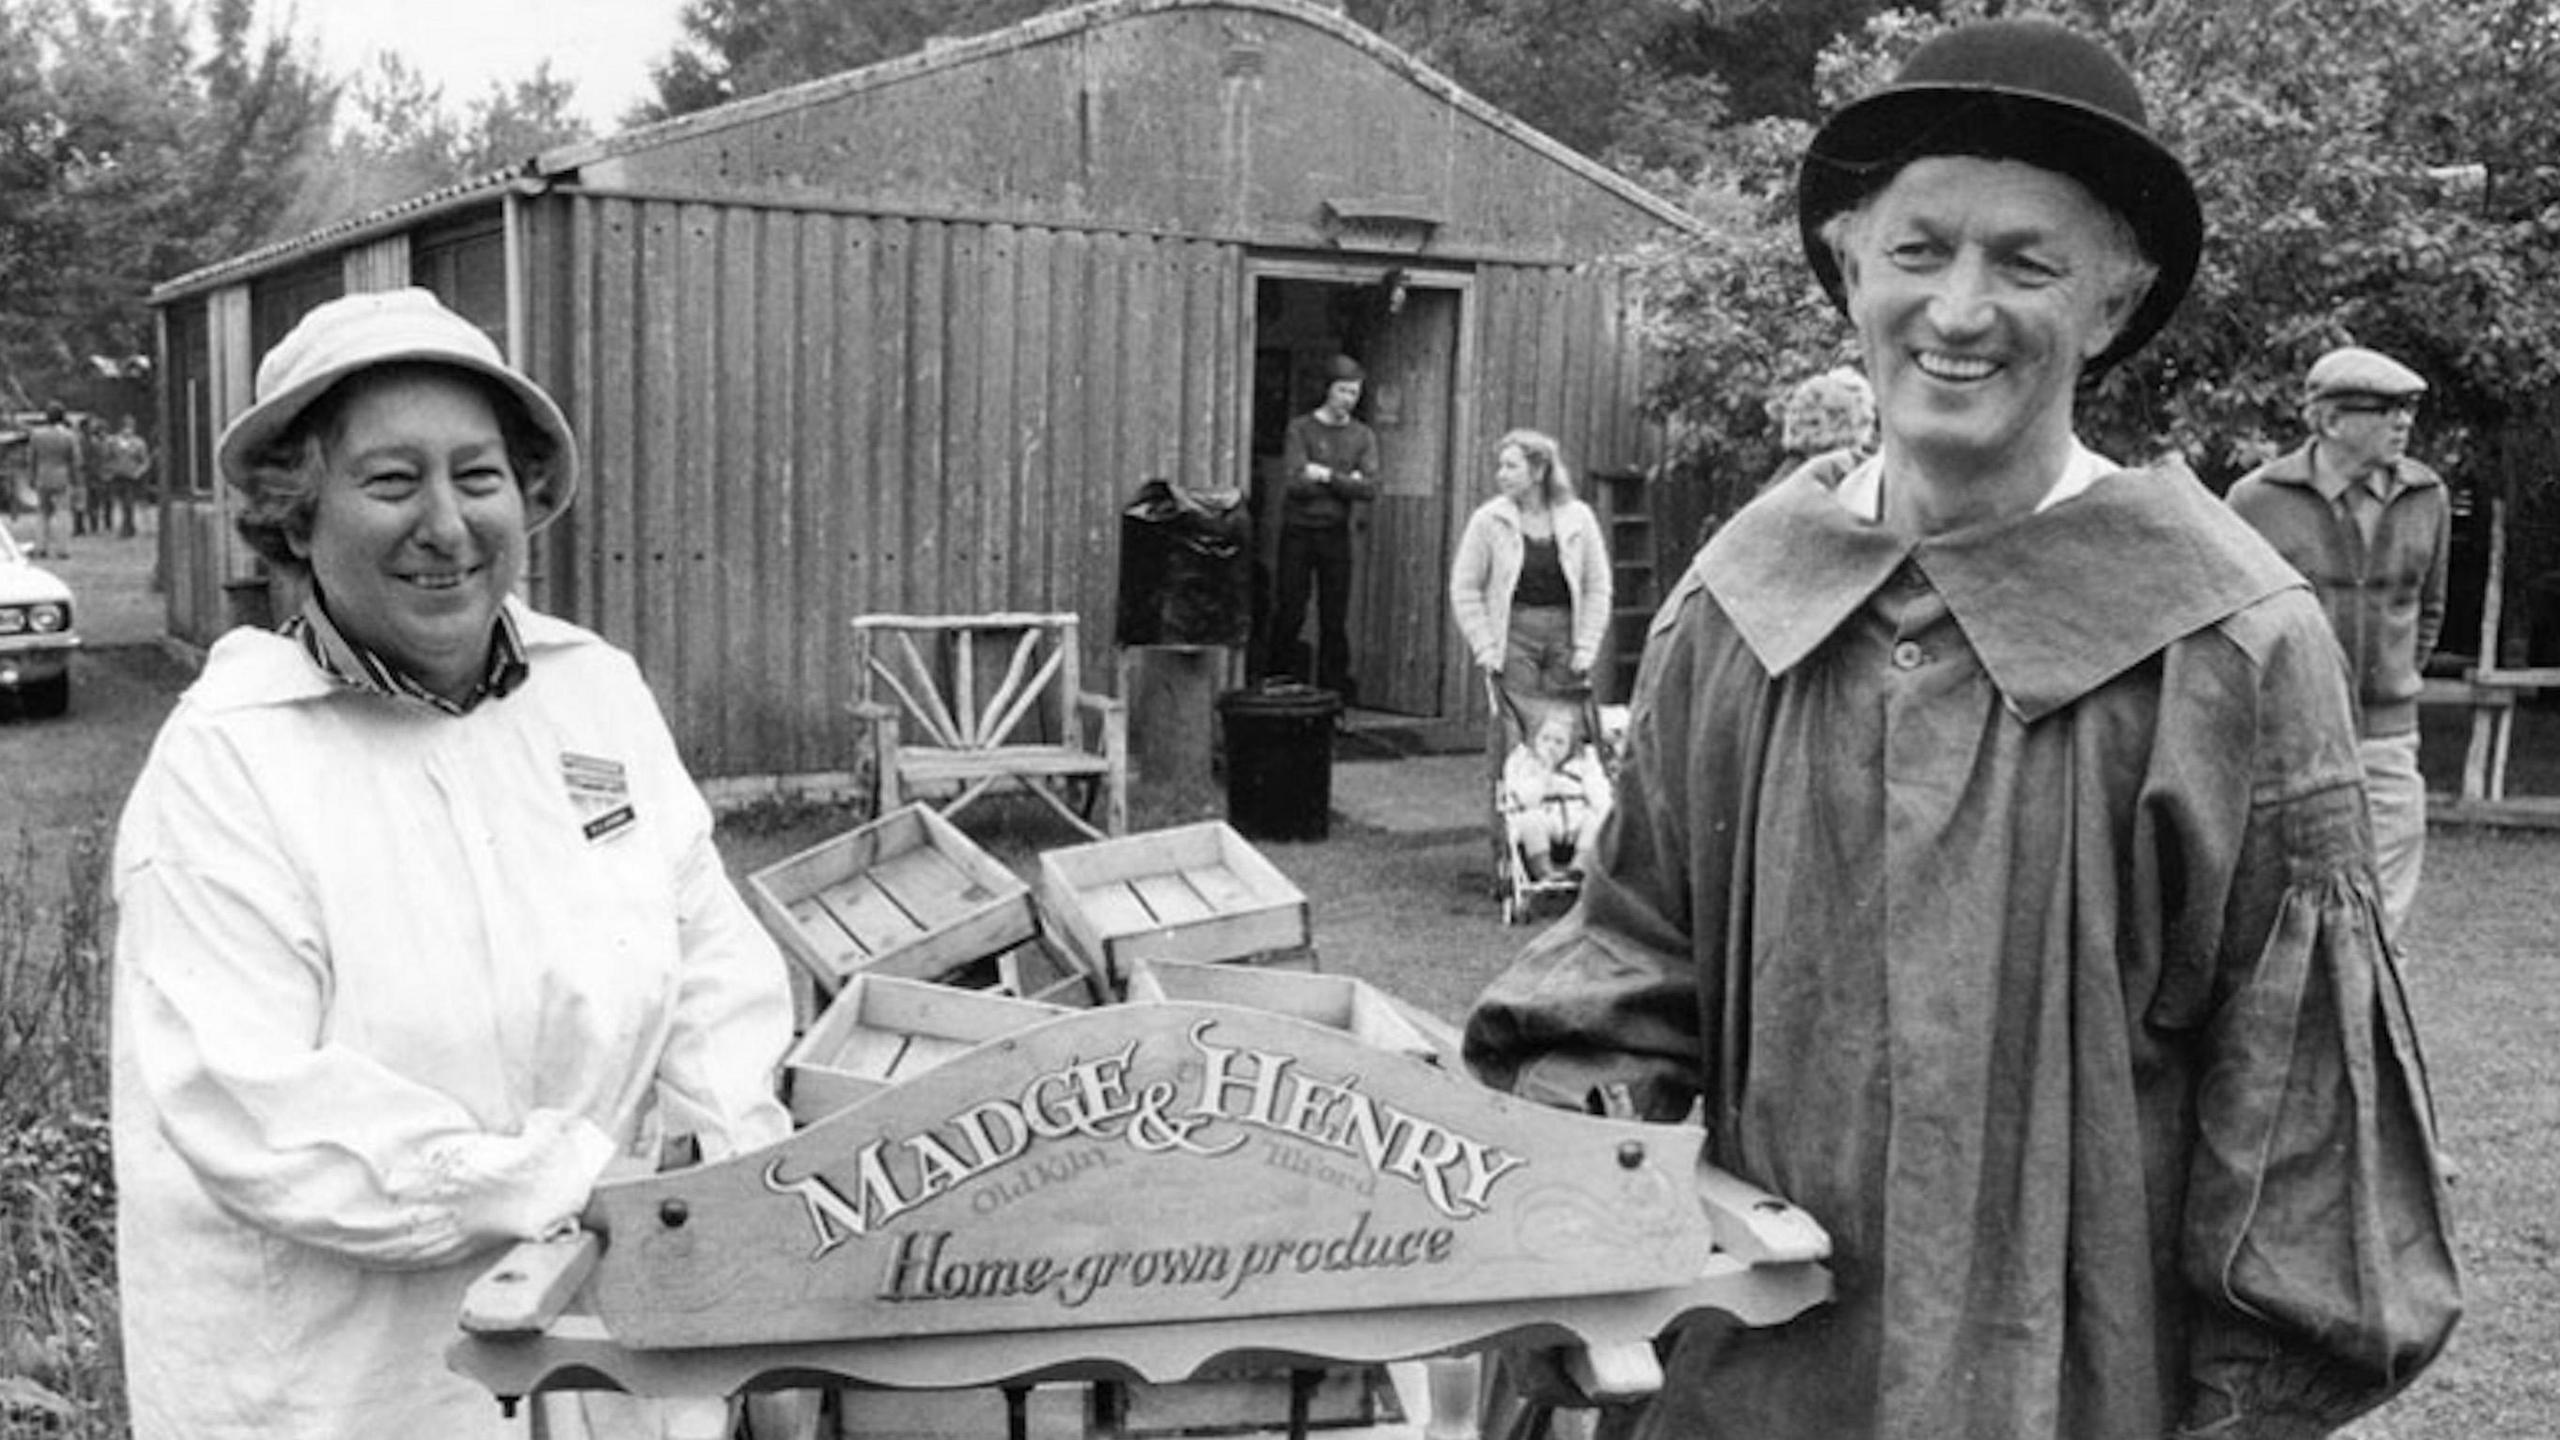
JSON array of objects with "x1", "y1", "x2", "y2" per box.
[{"x1": 1449, "y1": 428, "x2": 1613, "y2": 703}]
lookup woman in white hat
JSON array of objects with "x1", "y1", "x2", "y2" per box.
[{"x1": 109, "y1": 289, "x2": 796, "y2": 1438}]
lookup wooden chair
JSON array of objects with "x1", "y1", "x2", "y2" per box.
[{"x1": 852, "y1": 612, "x2": 1129, "y2": 838}]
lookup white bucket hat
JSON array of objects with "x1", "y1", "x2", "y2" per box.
[{"x1": 216, "y1": 287, "x2": 580, "y2": 528}]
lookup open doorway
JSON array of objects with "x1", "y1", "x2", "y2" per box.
[{"x1": 1247, "y1": 265, "x2": 1463, "y2": 718}]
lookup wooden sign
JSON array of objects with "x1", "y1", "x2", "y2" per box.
[{"x1": 585, "y1": 1002, "x2": 1712, "y2": 1352}]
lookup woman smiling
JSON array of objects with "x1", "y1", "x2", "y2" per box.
[{"x1": 109, "y1": 290, "x2": 796, "y2": 1438}]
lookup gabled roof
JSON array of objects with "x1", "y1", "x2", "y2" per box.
[
  {"x1": 538, "y1": 0, "x2": 1700, "y2": 235},
  {"x1": 154, "y1": 0, "x2": 1699, "y2": 302}
]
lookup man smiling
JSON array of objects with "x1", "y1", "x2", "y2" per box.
[{"x1": 1465, "y1": 18, "x2": 2459, "y2": 1440}]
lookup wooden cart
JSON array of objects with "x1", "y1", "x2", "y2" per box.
[{"x1": 449, "y1": 974, "x2": 1832, "y2": 1438}]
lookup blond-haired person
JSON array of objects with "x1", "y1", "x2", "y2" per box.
[{"x1": 1449, "y1": 428, "x2": 1613, "y2": 705}]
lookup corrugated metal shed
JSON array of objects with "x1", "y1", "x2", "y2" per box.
[{"x1": 150, "y1": 0, "x2": 1704, "y2": 787}]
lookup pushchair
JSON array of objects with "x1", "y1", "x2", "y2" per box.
[{"x1": 1486, "y1": 672, "x2": 1623, "y2": 926}]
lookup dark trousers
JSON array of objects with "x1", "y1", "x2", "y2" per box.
[{"x1": 1268, "y1": 524, "x2": 1354, "y2": 699}]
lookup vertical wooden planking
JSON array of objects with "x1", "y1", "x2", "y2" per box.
[
  {"x1": 635, "y1": 201, "x2": 685, "y2": 717},
  {"x1": 708, "y1": 205, "x2": 757, "y2": 772},
  {"x1": 870, "y1": 218, "x2": 913, "y2": 615},
  {"x1": 1010, "y1": 227, "x2": 1058, "y2": 613},
  {"x1": 906, "y1": 221, "x2": 949, "y2": 612},
  {"x1": 978, "y1": 226, "x2": 1023, "y2": 612},
  {"x1": 753, "y1": 208, "x2": 802, "y2": 771},
  {"x1": 1045, "y1": 230, "x2": 1094, "y2": 614},
  {"x1": 793, "y1": 211, "x2": 842, "y2": 775},
  {"x1": 943, "y1": 222, "x2": 985, "y2": 615},
  {"x1": 1546, "y1": 269, "x2": 1587, "y2": 466},
  {"x1": 1080, "y1": 235, "x2": 1128, "y2": 633},
  {"x1": 671, "y1": 202, "x2": 724, "y2": 770}
]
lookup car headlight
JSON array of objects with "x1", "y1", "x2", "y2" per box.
[
  {"x1": 0, "y1": 607, "x2": 22, "y2": 636},
  {"x1": 27, "y1": 603, "x2": 66, "y2": 633}
]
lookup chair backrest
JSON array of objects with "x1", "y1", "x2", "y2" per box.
[{"x1": 852, "y1": 612, "x2": 1085, "y2": 751}]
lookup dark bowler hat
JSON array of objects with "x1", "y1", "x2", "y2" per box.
[{"x1": 1796, "y1": 17, "x2": 2204, "y2": 375}]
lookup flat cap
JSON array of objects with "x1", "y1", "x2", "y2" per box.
[{"x1": 2306, "y1": 346, "x2": 2427, "y2": 402}]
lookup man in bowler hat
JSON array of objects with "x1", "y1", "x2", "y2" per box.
[
  {"x1": 2230, "y1": 347, "x2": 2447, "y2": 944},
  {"x1": 1465, "y1": 19, "x2": 2458, "y2": 1439}
]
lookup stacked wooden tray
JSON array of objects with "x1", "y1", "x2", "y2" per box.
[
  {"x1": 783, "y1": 973, "x2": 1072, "y2": 1126},
  {"x1": 1036, "y1": 821, "x2": 1314, "y2": 991},
  {"x1": 746, "y1": 803, "x2": 1052, "y2": 997}
]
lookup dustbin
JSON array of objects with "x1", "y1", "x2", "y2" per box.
[{"x1": 1217, "y1": 682, "x2": 1340, "y2": 841}]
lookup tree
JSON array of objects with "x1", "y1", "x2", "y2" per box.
[
  {"x1": 639, "y1": 0, "x2": 1068, "y2": 121},
  {"x1": 1635, "y1": 0, "x2": 2560, "y2": 541},
  {"x1": 0, "y1": 0, "x2": 334, "y2": 411}
]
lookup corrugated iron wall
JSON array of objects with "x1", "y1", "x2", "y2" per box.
[{"x1": 533, "y1": 193, "x2": 1247, "y2": 780}]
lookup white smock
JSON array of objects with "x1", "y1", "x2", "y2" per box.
[{"x1": 110, "y1": 604, "x2": 795, "y2": 1439}]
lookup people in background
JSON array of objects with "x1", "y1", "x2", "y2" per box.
[
  {"x1": 1449, "y1": 427, "x2": 1614, "y2": 704},
  {"x1": 1465, "y1": 19, "x2": 2457, "y2": 1440},
  {"x1": 110, "y1": 289, "x2": 797, "y2": 1439},
  {"x1": 1771, "y1": 365, "x2": 1877, "y2": 487},
  {"x1": 26, "y1": 403, "x2": 81, "y2": 557},
  {"x1": 2228, "y1": 346, "x2": 2448, "y2": 943},
  {"x1": 1265, "y1": 354, "x2": 1379, "y2": 701},
  {"x1": 77, "y1": 413, "x2": 110, "y2": 536},
  {"x1": 102, "y1": 414, "x2": 152, "y2": 538},
  {"x1": 1501, "y1": 708, "x2": 1611, "y2": 882}
]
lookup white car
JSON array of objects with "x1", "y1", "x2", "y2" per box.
[{"x1": 0, "y1": 521, "x2": 77, "y2": 717}]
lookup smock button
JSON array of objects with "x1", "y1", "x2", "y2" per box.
[{"x1": 1891, "y1": 640, "x2": 1926, "y2": 670}]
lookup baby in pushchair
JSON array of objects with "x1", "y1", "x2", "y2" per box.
[{"x1": 1501, "y1": 708, "x2": 1614, "y2": 882}]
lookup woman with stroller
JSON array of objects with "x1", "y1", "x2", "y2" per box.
[{"x1": 1448, "y1": 428, "x2": 1613, "y2": 707}]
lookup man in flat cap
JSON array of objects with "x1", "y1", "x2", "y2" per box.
[
  {"x1": 2230, "y1": 347, "x2": 2448, "y2": 943},
  {"x1": 1465, "y1": 18, "x2": 2458, "y2": 1440}
]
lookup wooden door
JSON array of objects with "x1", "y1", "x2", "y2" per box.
[{"x1": 1347, "y1": 288, "x2": 1459, "y2": 716}]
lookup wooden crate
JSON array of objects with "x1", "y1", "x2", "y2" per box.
[
  {"x1": 1035, "y1": 821, "x2": 1311, "y2": 987},
  {"x1": 784, "y1": 974, "x2": 1070, "y2": 1125},
  {"x1": 1122, "y1": 959, "x2": 1436, "y2": 1062},
  {"x1": 745, "y1": 804, "x2": 1036, "y2": 995}
]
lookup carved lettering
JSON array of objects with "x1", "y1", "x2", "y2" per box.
[{"x1": 772, "y1": 1019, "x2": 1526, "y2": 1261}]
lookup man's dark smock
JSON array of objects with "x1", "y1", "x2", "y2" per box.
[{"x1": 1465, "y1": 462, "x2": 2458, "y2": 1439}]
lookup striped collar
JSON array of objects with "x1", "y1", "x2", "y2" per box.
[{"x1": 279, "y1": 595, "x2": 530, "y2": 715}]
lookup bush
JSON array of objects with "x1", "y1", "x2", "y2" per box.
[{"x1": 1, "y1": 821, "x2": 124, "y2": 1438}]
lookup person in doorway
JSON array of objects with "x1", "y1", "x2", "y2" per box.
[
  {"x1": 1265, "y1": 354, "x2": 1379, "y2": 701},
  {"x1": 2228, "y1": 347, "x2": 2448, "y2": 943},
  {"x1": 110, "y1": 289, "x2": 799, "y2": 1439},
  {"x1": 102, "y1": 413, "x2": 152, "y2": 538},
  {"x1": 26, "y1": 403, "x2": 82, "y2": 556},
  {"x1": 1449, "y1": 427, "x2": 1613, "y2": 704},
  {"x1": 1464, "y1": 19, "x2": 2458, "y2": 1440}
]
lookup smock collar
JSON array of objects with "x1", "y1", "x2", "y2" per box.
[{"x1": 1700, "y1": 456, "x2": 2303, "y2": 721}]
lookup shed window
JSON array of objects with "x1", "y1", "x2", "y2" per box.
[
  {"x1": 249, "y1": 260, "x2": 344, "y2": 369},
  {"x1": 414, "y1": 217, "x2": 508, "y2": 350},
  {"x1": 161, "y1": 300, "x2": 213, "y2": 497}
]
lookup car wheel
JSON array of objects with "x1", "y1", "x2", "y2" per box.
[{"x1": 24, "y1": 672, "x2": 68, "y2": 718}]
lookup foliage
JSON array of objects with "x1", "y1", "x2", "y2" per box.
[
  {"x1": 0, "y1": 0, "x2": 593, "y2": 419},
  {"x1": 284, "y1": 54, "x2": 591, "y2": 235},
  {"x1": 640, "y1": 0, "x2": 1068, "y2": 119},
  {"x1": 1632, "y1": 0, "x2": 2560, "y2": 523},
  {"x1": 0, "y1": 822, "x2": 121, "y2": 1439}
]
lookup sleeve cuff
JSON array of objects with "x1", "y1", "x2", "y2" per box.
[{"x1": 409, "y1": 1111, "x2": 621, "y2": 1244}]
